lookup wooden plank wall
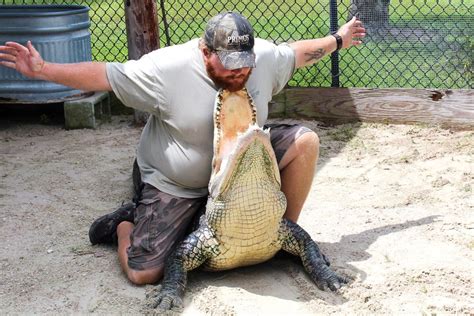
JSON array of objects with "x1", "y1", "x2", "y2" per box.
[{"x1": 269, "y1": 88, "x2": 474, "y2": 130}]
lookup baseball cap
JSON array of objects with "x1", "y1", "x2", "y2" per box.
[{"x1": 204, "y1": 12, "x2": 256, "y2": 70}]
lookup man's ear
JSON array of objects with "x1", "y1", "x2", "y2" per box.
[{"x1": 202, "y1": 46, "x2": 212, "y2": 58}]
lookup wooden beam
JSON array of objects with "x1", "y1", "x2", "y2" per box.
[
  {"x1": 124, "y1": 0, "x2": 160, "y2": 124},
  {"x1": 269, "y1": 87, "x2": 474, "y2": 130}
]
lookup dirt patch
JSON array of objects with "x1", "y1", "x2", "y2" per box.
[{"x1": 0, "y1": 116, "x2": 472, "y2": 314}]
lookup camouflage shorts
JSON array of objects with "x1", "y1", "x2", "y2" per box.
[{"x1": 127, "y1": 123, "x2": 313, "y2": 271}]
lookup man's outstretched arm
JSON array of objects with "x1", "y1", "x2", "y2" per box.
[
  {"x1": 289, "y1": 17, "x2": 366, "y2": 69},
  {"x1": 0, "y1": 41, "x2": 112, "y2": 92}
]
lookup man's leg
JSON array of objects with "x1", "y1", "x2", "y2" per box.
[
  {"x1": 117, "y1": 184, "x2": 206, "y2": 285},
  {"x1": 117, "y1": 221, "x2": 163, "y2": 284},
  {"x1": 267, "y1": 124, "x2": 319, "y2": 222},
  {"x1": 89, "y1": 183, "x2": 206, "y2": 285},
  {"x1": 279, "y1": 131, "x2": 319, "y2": 222}
]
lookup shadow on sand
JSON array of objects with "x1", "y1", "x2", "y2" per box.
[{"x1": 186, "y1": 215, "x2": 439, "y2": 306}]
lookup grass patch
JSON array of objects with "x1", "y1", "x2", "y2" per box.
[{"x1": 327, "y1": 124, "x2": 358, "y2": 142}]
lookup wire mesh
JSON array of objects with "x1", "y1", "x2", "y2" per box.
[
  {"x1": 340, "y1": 0, "x2": 473, "y2": 89},
  {"x1": 2, "y1": 0, "x2": 129, "y2": 63},
  {"x1": 1, "y1": 0, "x2": 472, "y2": 88}
]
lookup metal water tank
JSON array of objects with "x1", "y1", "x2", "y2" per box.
[{"x1": 0, "y1": 5, "x2": 92, "y2": 103}]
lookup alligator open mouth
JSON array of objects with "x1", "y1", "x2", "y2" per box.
[{"x1": 209, "y1": 89, "x2": 281, "y2": 198}]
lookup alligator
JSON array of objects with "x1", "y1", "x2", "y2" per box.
[{"x1": 148, "y1": 88, "x2": 346, "y2": 310}]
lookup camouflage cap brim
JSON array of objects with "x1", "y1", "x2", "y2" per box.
[{"x1": 216, "y1": 50, "x2": 256, "y2": 70}]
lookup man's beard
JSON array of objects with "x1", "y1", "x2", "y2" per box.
[{"x1": 206, "y1": 62, "x2": 252, "y2": 92}]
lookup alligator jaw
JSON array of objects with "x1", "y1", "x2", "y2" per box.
[
  {"x1": 209, "y1": 124, "x2": 281, "y2": 198},
  {"x1": 211, "y1": 89, "x2": 256, "y2": 175},
  {"x1": 209, "y1": 89, "x2": 280, "y2": 198}
]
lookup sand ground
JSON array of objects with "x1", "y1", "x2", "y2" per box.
[{"x1": 0, "y1": 113, "x2": 472, "y2": 315}]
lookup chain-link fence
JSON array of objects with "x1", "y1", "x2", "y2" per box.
[{"x1": 1, "y1": 0, "x2": 473, "y2": 89}]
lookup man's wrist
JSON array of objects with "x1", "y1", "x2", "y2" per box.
[
  {"x1": 331, "y1": 33, "x2": 343, "y2": 52},
  {"x1": 34, "y1": 61, "x2": 47, "y2": 80}
]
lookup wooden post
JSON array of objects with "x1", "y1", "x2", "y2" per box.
[{"x1": 124, "y1": 0, "x2": 160, "y2": 125}]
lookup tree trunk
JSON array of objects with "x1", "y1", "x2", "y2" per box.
[{"x1": 124, "y1": 0, "x2": 160, "y2": 125}]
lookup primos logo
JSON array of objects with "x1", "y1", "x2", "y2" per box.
[{"x1": 227, "y1": 34, "x2": 250, "y2": 45}]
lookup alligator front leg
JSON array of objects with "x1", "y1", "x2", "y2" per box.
[
  {"x1": 279, "y1": 218, "x2": 347, "y2": 291},
  {"x1": 147, "y1": 223, "x2": 219, "y2": 311}
]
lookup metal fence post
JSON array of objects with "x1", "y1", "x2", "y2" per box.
[{"x1": 329, "y1": 0, "x2": 340, "y2": 87}]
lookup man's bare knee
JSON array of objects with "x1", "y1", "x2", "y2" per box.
[
  {"x1": 127, "y1": 266, "x2": 164, "y2": 285},
  {"x1": 298, "y1": 131, "x2": 319, "y2": 157}
]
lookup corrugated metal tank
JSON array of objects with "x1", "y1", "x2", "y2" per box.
[{"x1": 0, "y1": 5, "x2": 92, "y2": 103}]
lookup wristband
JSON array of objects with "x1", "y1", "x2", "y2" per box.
[{"x1": 331, "y1": 33, "x2": 343, "y2": 51}]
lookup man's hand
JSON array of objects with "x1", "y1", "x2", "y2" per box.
[
  {"x1": 336, "y1": 17, "x2": 366, "y2": 49},
  {"x1": 0, "y1": 41, "x2": 45, "y2": 79},
  {"x1": 290, "y1": 17, "x2": 366, "y2": 68},
  {"x1": 0, "y1": 40, "x2": 111, "y2": 91}
]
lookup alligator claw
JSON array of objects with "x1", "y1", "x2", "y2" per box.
[
  {"x1": 146, "y1": 288, "x2": 183, "y2": 311},
  {"x1": 314, "y1": 265, "x2": 347, "y2": 292},
  {"x1": 316, "y1": 276, "x2": 341, "y2": 292}
]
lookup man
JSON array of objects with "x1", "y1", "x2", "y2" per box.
[{"x1": 0, "y1": 12, "x2": 365, "y2": 286}]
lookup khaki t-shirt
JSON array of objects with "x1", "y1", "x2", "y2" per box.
[{"x1": 106, "y1": 38, "x2": 295, "y2": 198}]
